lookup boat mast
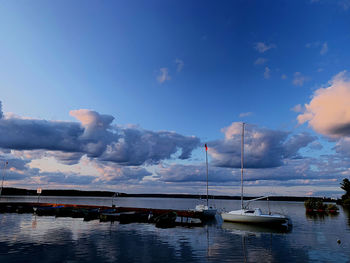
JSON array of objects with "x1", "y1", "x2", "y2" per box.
[
  {"x1": 0, "y1": 161, "x2": 8, "y2": 196},
  {"x1": 241, "y1": 123, "x2": 245, "y2": 210},
  {"x1": 205, "y1": 144, "x2": 209, "y2": 207}
]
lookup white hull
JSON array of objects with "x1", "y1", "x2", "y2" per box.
[
  {"x1": 221, "y1": 124, "x2": 291, "y2": 227},
  {"x1": 221, "y1": 209, "x2": 288, "y2": 225}
]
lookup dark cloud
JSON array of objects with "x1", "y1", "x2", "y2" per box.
[
  {"x1": 283, "y1": 132, "x2": 317, "y2": 158},
  {"x1": 0, "y1": 101, "x2": 3, "y2": 119},
  {"x1": 329, "y1": 123, "x2": 350, "y2": 137},
  {"x1": 334, "y1": 138, "x2": 350, "y2": 156},
  {"x1": 0, "y1": 118, "x2": 84, "y2": 152},
  {"x1": 155, "y1": 156, "x2": 348, "y2": 184},
  {"x1": 100, "y1": 128, "x2": 200, "y2": 165},
  {"x1": 0, "y1": 104, "x2": 199, "y2": 166},
  {"x1": 0, "y1": 157, "x2": 39, "y2": 181},
  {"x1": 208, "y1": 123, "x2": 315, "y2": 168},
  {"x1": 157, "y1": 164, "x2": 234, "y2": 183},
  {"x1": 48, "y1": 152, "x2": 85, "y2": 165}
]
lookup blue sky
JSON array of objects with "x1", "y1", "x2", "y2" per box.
[{"x1": 1, "y1": 0, "x2": 350, "y2": 197}]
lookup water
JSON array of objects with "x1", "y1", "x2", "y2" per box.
[{"x1": 0, "y1": 196, "x2": 350, "y2": 262}]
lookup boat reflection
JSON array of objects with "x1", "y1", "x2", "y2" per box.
[
  {"x1": 221, "y1": 221, "x2": 292, "y2": 235},
  {"x1": 342, "y1": 206, "x2": 350, "y2": 226}
]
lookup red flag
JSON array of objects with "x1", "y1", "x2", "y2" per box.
[{"x1": 205, "y1": 144, "x2": 208, "y2": 151}]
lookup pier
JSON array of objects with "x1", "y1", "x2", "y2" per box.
[{"x1": 0, "y1": 202, "x2": 210, "y2": 228}]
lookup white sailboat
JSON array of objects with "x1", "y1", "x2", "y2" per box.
[
  {"x1": 221, "y1": 123, "x2": 290, "y2": 226},
  {"x1": 195, "y1": 144, "x2": 217, "y2": 218}
]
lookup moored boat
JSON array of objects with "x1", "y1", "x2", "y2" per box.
[
  {"x1": 221, "y1": 208, "x2": 289, "y2": 225},
  {"x1": 194, "y1": 144, "x2": 217, "y2": 219},
  {"x1": 221, "y1": 123, "x2": 291, "y2": 227}
]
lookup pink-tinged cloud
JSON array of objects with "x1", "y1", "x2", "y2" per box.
[
  {"x1": 297, "y1": 71, "x2": 350, "y2": 138},
  {"x1": 291, "y1": 104, "x2": 304, "y2": 113},
  {"x1": 157, "y1": 68, "x2": 171, "y2": 83},
  {"x1": 92, "y1": 160, "x2": 151, "y2": 183}
]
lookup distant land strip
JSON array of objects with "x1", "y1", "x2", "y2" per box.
[{"x1": 0, "y1": 187, "x2": 337, "y2": 202}]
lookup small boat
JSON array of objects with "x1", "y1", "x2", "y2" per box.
[
  {"x1": 83, "y1": 208, "x2": 100, "y2": 221},
  {"x1": 194, "y1": 204, "x2": 217, "y2": 218},
  {"x1": 221, "y1": 207, "x2": 289, "y2": 226},
  {"x1": 155, "y1": 211, "x2": 177, "y2": 228},
  {"x1": 194, "y1": 144, "x2": 217, "y2": 219},
  {"x1": 99, "y1": 212, "x2": 120, "y2": 222},
  {"x1": 221, "y1": 123, "x2": 290, "y2": 226},
  {"x1": 119, "y1": 211, "x2": 152, "y2": 224},
  {"x1": 55, "y1": 207, "x2": 75, "y2": 217},
  {"x1": 34, "y1": 206, "x2": 64, "y2": 216}
]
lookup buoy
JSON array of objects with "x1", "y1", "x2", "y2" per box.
[{"x1": 337, "y1": 239, "x2": 341, "y2": 244}]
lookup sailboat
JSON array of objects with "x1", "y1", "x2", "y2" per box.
[
  {"x1": 194, "y1": 144, "x2": 217, "y2": 218},
  {"x1": 221, "y1": 123, "x2": 290, "y2": 226}
]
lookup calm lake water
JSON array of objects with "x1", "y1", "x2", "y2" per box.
[{"x1": 0, "y1": 196, "x2": 350, "y2": 262}]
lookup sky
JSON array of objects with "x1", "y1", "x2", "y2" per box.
[{"x1": 1, "y1": 0, "x2": 350, "y2": 197}]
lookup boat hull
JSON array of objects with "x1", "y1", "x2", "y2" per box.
[
  {"x1": 202, "y1": 209, "x2": 217, "y2": 217},
  {"x1": 194, "y1": 205, "x2": 217, "y2": 219},
  {"x1": 221, "y1": 212, "x2": 288, "y2": 225}
]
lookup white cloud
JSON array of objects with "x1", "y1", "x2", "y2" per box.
[
  {"x1": 239, "y1": 112, "x2": 253, "y2": 118},
  {"x1": 305, "y1": 41, "x2": 321, "y2": 48},
  {"x1": 254, "y1": 42, "x2": 276, "y2": 53},
  {"x1": 339, "y1": 0, "x2": 350, "y2": 10},
  {"x1": 293, "y1": 72, "x2": 309, "y2": 86},
  {"x1": 306, "y1": 41, "x2": 328, "y2": 55},
  {"x1": 297, "y1": 71, "x2": 350, "y2": 138},
  {"x1": 175, "y1": 59, "x2": 184, "y2": 72},
  {"x1": 264, "y1": 67, "x2": 271, "y2": 79},
  {"x1": 157, "y1": 68, "x2": 171, "y2": 84},
  {"x1": 254, "y1": 57, "x2": 267, "y2": 65},
  {"x1": 320, "y1": 42, "x2": 328, "y2": 55}
]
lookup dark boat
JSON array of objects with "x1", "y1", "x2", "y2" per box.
[
  {"x1": 119, "y1": 211, "x2": 153, "y2": 224},
  {"x1": 34, "y1": 206, "x2": 63, "y2": 216},
  {"x1": 155, "y1": 211, "x2": 177, "y2": 228},
  {"x1": 83, "y1": 208, "x2": 100, "y2": 221}
]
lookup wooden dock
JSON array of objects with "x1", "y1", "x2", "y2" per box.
[{"x1": 0, "y1": 202, "x2": 210, "y2": 227}]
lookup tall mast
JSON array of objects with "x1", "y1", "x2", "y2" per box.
[
  {"x1": 0, "y1": 161, "x2": 8, "y2": 196},
  {"x1": 205, "y1": 144, "x2": 209, "y2": 207},
  {"x1": 241, "y1": 123, "x2": 245, "y2": 210}
]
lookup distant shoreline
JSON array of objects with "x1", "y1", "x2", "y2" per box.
[{"x1": 0, "y1": 187, "x2": 337, "y2": 202}]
